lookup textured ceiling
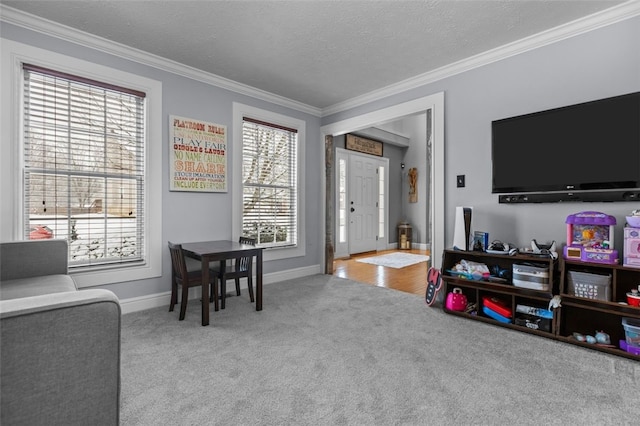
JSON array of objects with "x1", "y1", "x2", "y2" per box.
[{"x1": 0, "y1": 0, "x2": 628, "y2": 110}]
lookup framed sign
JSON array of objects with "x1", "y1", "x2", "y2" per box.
[
  {"x1": 169, "y1": 115, "x2": 227, "y2": 192},
  {"x1": 346, "y1": 134, "x2": 383, "y2": 157}
]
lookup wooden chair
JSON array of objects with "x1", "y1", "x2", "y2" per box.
[
  {"x1": 218, "y1": 236, "x2": 256, "y2": 309},
  {"x1": 168, "y1": 241, "x2": 219, "y2": 320}
]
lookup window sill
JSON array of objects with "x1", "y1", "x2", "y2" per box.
[
  {"x1": 262, "y1": 244, "x2": 306, "y2": 262},
  {"x1": 71, "y1": 260, "x2": 161, "y2": 288}
]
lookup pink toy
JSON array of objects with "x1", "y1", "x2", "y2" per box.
[
  {"x1": 445, "y1": 288, "x2": 468, "y2": 311},
  {"x1": 624, "y1": 227, "x2": 640, "y2": 268},
  {"x1": 564, "y1": 211, "x2": 618, "y2": 264}
]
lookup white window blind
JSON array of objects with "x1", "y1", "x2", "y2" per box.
[
  {"x1": 23, "y1": 64, "x2": 146, "y2": 269},
  {"x1": 242, "y1": 117, "x2": 298, "y2": 248}
]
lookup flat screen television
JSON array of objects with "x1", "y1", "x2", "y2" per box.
[{"x1": 491, "y1": 92, "x2": 640, "y2": 202}]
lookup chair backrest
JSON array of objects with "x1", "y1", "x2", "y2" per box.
[
  {"x1": 168, "y1": 241, "x2": 188, "y2": 282},
  {"x1": 237, "y1": 237, "x2": 256, "y2": 272},
  {"x1": 239, "y1": 236, "x2": 256, "y2": 246}
]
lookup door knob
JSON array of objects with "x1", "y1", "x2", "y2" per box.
[{"x1": 350, "y1": 207, "x2": 355, "y2": 212}]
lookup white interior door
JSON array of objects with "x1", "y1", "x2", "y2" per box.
[{"x1": 348, "y1": 154, "x2": 379, "y2": 254}]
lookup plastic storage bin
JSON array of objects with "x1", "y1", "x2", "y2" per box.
[
  {"x1": 622, "y1": 317, "x2": 640, "y2": 348},
  {"x1": 512, "y1": 263, "x2": 550, "y2": 291},
  {"x1": 567, "y1": 270, "x2": 611, "y2": 301}
]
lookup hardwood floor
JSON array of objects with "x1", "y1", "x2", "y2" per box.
[{"x1": 333, "y1": 249, "x2": 430, "y2": 296}]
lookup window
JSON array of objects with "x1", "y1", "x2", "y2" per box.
[
  {"x1": 232, "y1": 103, "x2": 305, "y2": 261},
  {"x1": 23, "y1": 64, "x2": 146, "y2": 268},
  {"x1": 2, "y1": 40, "x2": 162, "y2": 287},
  {"x1": 241, "y1": 117, "x2": 297, "y2": 248}
]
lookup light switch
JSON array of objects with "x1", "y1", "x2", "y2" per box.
[{"x1": 457, "y1": 175, "x2": 465, "y2": 188}]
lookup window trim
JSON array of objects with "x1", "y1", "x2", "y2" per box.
[
  {"x1": 1, "y1": 39, "x2": 162, "y2": 287},
  {"x1": 232, "y1": 103, "x2": 305, "y2": 261}
]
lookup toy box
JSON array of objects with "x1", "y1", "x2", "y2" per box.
[
  {"x1": 624, "y1": 227, "x2": 640, "y2": 253},
  {"x1": 563, "y1": 211, "x2": 618, "y2": 264},
  {"x1": 624, "y1": 227, "x2": 640, "y2": 268},
  {"x1": 515, "y1": 304, "x2": 553, "y2": 319},
  {"x1": 514, "y1": 314, "x2": 552, "y2": 332},
  {"x1": 514, "y1": 304, "x2": 552, "y2": 332}
]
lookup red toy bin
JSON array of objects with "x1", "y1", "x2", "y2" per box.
[{"x1": 482, "y1": 296, "x2": 512, "y2": 318}]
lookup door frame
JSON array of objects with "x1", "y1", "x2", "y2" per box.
[{"x1": 321, "y1": 92, "x2": 445, "y2": 272}]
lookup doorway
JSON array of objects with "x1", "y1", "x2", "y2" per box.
[
  {"x1": 335, "y1": 149, "x2": 389, "y2": 257},
  {"x1": 321, "y1": 92, "x2": 445, "y2": 273}
]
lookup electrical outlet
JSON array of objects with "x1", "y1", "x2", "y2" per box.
[{"x1": 457, "y1": 175, "x2": 465, "y2": 188}]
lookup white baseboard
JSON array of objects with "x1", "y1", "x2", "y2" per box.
[
  {"x1": 388, "y1": 242, "x2": 430, "y2": 251},
  {"x1": 413, "y1": 242, "x2": 431, "y2": 250},
  {"x1": 120, "y1": 291, "x2": 173, "y2": 315},
  {"x1": 119, "y1": 264, "x2": 322, "y2": 314}
]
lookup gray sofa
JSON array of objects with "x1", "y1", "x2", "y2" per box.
[{"x1": 0, "y1": 239, "x2": 121, "y2": 425}]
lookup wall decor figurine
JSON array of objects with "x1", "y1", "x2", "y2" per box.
[{"x1": 408, "y1": 167, "x2": 418, "y2": 203}]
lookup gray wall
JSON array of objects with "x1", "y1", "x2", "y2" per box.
[
  {"x1": 2, "y1": 12, "x2": 639, "y2": 302},
  {"x1": 323, "y1": 16, "x2": 640, "y2": 258},
  {"x1": 1, "y1": 22, "x2": 323, "y2": 300},
  {"x1": 399, "y1": 114, "x2": 429, "y2": 245}
]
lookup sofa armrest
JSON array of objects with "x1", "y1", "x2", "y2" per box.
[
  {"x1": 1, "y1": 239, "x2": 69, "y2": 281},
  {"x1": 1, "y1": 289, "x2": 121, "y2": 426}
]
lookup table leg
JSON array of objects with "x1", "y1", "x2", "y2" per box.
[
  {"x1": 220, "y1": 261, "x2": 227, "y2": 310},
  {"x1": 212, "y1": 262, "x2": 219, "y2": 312},
  {"x1": 256, "y1": 250, "x2": 263, "y2": 311},
  {"x1": 201, "y1": 258, "x2": 210, "y2": 326}
]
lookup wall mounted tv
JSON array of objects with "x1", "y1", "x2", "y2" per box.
[{"x1": 492, "y1": 91, "x2": 640, "y2": 203}]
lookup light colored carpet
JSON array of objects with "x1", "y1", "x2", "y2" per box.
[
  {"x1": 356, "y1": 252, "x2": 430, "y2": 268},
  {"x1": 120, "y1": 275, "x2": 639, "y2": 425}
]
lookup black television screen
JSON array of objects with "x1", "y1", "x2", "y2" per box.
[{"x1": 491, "y1": 92, "x2": 640, "y2": 195}]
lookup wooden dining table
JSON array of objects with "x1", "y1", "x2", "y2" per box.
[{"x1": 181, "y1": 240, "x2": 263, "y2": 326}]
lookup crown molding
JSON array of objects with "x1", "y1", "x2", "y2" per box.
[
  {"x1": 2, "y1": 2, "x2": 638, "y2": 119},
  {"x1": 321, "y1": 0, "x2": 640, "y2": 117},
  {"x1": 0, "y1": 5, "x2": 323, "y2": 117}
]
